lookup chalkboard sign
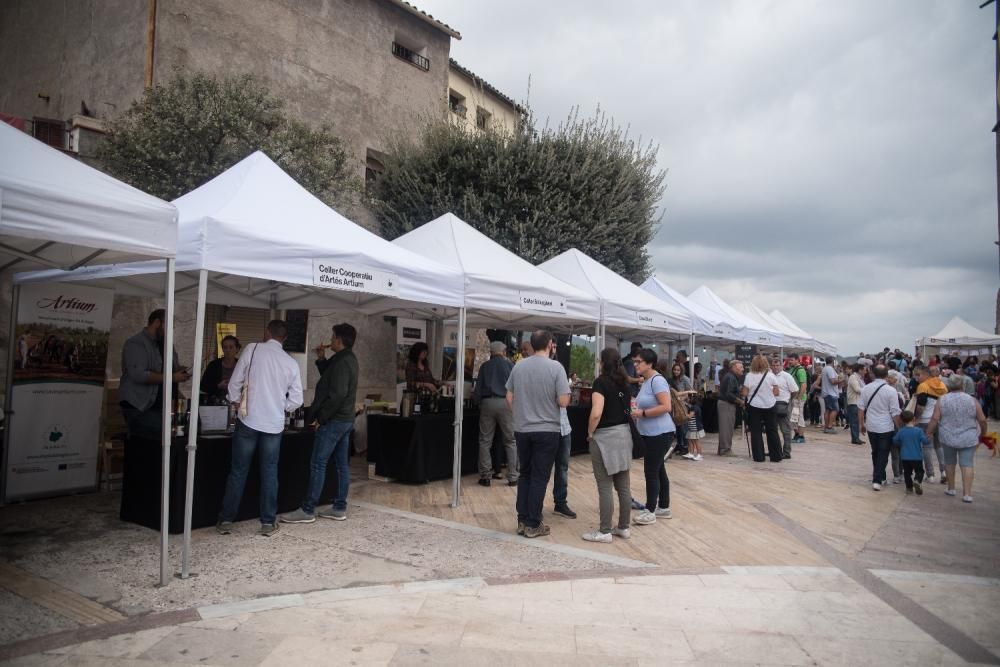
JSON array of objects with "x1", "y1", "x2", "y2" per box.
[
  {"x1": 735, "y1": 344, "x2": 757, "y2": 367},
  {"x1": 284, "y1": 309, "x2": 309, "y2": 353}
]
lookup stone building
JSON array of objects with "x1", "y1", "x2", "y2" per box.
[
  {"x1": 448, "y1": 59, "x2": 524, "y2": 136},
  {"x1": 0, "y1": 0, "x2": 469, "y2": 409}
]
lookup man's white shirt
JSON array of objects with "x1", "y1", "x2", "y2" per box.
[
  {"x1": 774, "y1": 370, "x2": 799, "y2": 403},
  {"x1": 858, "y1": 379, "x2": 901, "y2": 433},
  {"x1": 227, "y1": 339, "x2": 304, "y2": 434}
]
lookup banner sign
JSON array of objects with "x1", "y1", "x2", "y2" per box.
[
  {"x1": 6, "y1": 283, "x2": 113, "y2": 501},
  {"x1": 636, "y1": 310, "x2": 670, "y2": 330},
  {"x1": 518, "y1": 291, "x2": 567, "y2": 313},
  {"x1": 312, "y1": 261, "x2": 399, "y2": 297}
]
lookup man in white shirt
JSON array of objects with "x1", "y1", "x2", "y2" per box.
[
  {"x1": 846, "y1": 364, "x2": 866, "y2": 445},
  {"x1": 858, "y1": 365, "x2": 901, "y2": 492},
  {"x1": 218, "y1": 320, "x2": 304, "y2": 536},
  {"x1": 769, "y1": 358, "x2": 801, "y2": 459},
  {"x1": 820, "y1": 356, "x2": 842, "y2": 434}
]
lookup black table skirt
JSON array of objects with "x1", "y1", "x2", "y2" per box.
[
  {"x1": 366, "y1": 405, "x2": 605, "y2": 484},
  {"x1": 121, "y1": 430, "x2": 338, "y2": 534},
  {"x1": 702, "y1": 397, "x2": 719, "y2": 433}
]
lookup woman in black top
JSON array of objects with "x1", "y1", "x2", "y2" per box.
[
  {"x1": 581, "y1": 348, "x2": 633, "y2": 544},
  {"x1": 200, "y1": 335, "x2": 241, "y2": 402},
  {"x1": 405, "y1": 342, "x2": 439, "y2": 392}
]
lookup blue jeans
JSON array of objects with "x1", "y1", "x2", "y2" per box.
[
  {"x1": 515, "y1": 431, "x2": 560, "y2": 528},
  {"x1": 303, "y1": 420, "x2": 353, "y2": 513},
  {"x1": 219, "y1": 420, "x2": 282, "y2": 525},
  {"x1": 552, "y1": 433, "x2": 571, "y2": 506},
  {"x1": 675, "y1": 422, "x2": 688, "y2": 454},
  {"x1": 847, "y1": 404, "x2": 860, "y2": 441}
]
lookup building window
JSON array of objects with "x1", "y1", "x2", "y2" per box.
[
  {"x1": 449, "y1": 90, "x2": 467, "y2": 118},
  {"x1": 32, "y1": 118, "x2": 66, "y2": 149},
  {"x1": 392, "y1": 41, "x2": 429, "y2": 71},
  {"x1": 475, "y1": 107, "x2": 491, "y2": 131},
  {"x1": 365, "y1": 149, "x2": 385, "y2": 192}
]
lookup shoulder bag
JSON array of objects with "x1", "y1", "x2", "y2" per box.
[{"x1": 238, "y1": 343, "x2": 258, "y2": 419}]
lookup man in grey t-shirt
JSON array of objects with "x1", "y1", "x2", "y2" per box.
[
  {"x1": 820, "y1": 356, "x2": 841, "y2": 434},
  {"x1": 506, "y1": 330, "x2": 570, "y2": 538}
]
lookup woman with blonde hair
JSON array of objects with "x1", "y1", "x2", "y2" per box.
[{"x1": 743, "y1": 354, "x2": 782, "y2": 462}]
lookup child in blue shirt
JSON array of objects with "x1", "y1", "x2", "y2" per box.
[{"x1": 893, "y1": 410, "x2": 929, "y2": 495}]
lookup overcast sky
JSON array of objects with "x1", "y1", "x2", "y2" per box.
[{"x1": 419, "y1": 0, "x2": 998, "y2": 355}]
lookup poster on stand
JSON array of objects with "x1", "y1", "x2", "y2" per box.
[
  {"x1": 5, "y1": 284, "x2": 113, "y2": 501},
  {"x1": 442, "y1": 324, "x2": 475, "y2": 382}
]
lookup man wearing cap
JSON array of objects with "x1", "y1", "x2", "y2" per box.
[{"x1": 474, "y1": 341, "x2": 518, "y2": 487}]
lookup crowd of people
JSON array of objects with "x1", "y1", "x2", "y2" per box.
[{"x1": 118, "y1": 311, "x2": 994, "y2": 541}]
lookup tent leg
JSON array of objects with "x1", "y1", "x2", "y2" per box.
[
  {"x1": 181, "y1": 270, "x2": 207, "y2": 579},
  {"x1": 689, "y1": 332, "x2": 695, "y2": 389},
  {"x1": 451, "y1": 308, "x2": 466, "y2": 508},
  {"x1": 1, "y1": 284, "x2": 20, "y2": 505},
  {"x1": 159, "y1": 258, "x2": 176, "y2": 588},
  {"x1": 594, "y1": 318, "x2": 601, "y2": 379}
]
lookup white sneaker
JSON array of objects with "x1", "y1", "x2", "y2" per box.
[
  {"x1": 962, "y1": 495, "x2": 973, "y2": 503},
  {"x1": 582, "y1": 530, "x2": 613, "y2": 543},
  {"x1": 693, "y1": 454, "x2": 703, "y2": 461},
  {"x1": 945, "y1": 489, "x2": 957, "y2": 496},
  {"x1": 654, "y1": 507, "x2": 672, "y2": 519},
  {"x1": 893, "y1": 476, "x2": 902, "y2": 484},
  {"x1": 872, "y1": 483, "x2": 882, "y2": 491},
  {"x1": 633, "y1": 510, "x2": 656, "y2": 525},
  {"x1": 681, "y1": 453, "x2": 695, "y2": 460},
  {"x1": 611, "y1": 527, "x2": 631, "y2": 539}
]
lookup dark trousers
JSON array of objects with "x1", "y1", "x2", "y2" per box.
[
  {"x1": 515, "y1": 431, "x2": 560, "y2": 528},
  {"x1": 641, "y1": 432, "x2": 673, "y2": 512},
  {"x1": 675, "y1": 422, "x2": 688, "y2": 455},
  {"x1": 747, "y1": 406, "x2": 782, "y2": 462},
  {"x1": 121, "y1": 404, "x2": 163, "y2": 439},
  {"x1": 847, "y1": 404, "x2": 860, "y2": 442},
  {"x1": 869, "y1": 431, "x2": 893, "y2": 484},
  {"x1": 902, "y1": 460, "x2": 925, "y2": 489}
]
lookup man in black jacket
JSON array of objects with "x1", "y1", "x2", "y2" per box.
[
  {"x1": 281, "y1": 323, "x2": 359, "y2": 523},
  {"x1": 717, "y1": 360, "x2": 744, "y2": 456}
]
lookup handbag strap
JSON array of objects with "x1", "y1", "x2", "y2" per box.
[
  {"x1": 243, "y1": 343, "x2": 258, "y2": 392},
  {"x1": 747, "y1": 372, "x2": 768, "y2": 407}
]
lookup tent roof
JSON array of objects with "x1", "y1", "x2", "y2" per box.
[
  {"x1": 737, "y1": 301, "x2": 811, "y2": 350},
  {"x1": 687, "y1": 286, "x2": 783, "y2": 346},
  {"x1": 639, "y1": 276, "x2": 741, "y2": 342},
  {"x1": 0, "y1": 122, "x2": 177, "y2": 272},
  {"x1": 917, "y1": 316, "x2": 1000, "y2": 347},
  {"x1": 17, "y1": 152, "x2": 465, "y2": 316},
  {"x1": 769, "y1": 309, "x2": 837, "y2": 356},
  {"x1": 392, "y1": 213, "x2": 602, "y2": 328},
  {"x1": 538, "y1": 250, "x2": 691, "y2": 336}
]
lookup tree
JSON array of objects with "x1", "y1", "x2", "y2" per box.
[
  {"x1": 369, "y1": 109, "x2": 666, "y2": 282},
  {"x1": 98, "y1": 71, "x2": 355, "y2": 209},
  {"x1": 570, "y1": 344, "x2": 596, "y2": 382}
]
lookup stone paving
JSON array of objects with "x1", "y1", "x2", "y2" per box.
[{"x1": 0, "y1": 420, "x2": 998, "y2": 665}]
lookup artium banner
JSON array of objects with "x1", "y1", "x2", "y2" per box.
[{"x1": 6, "y1": 283, "x2": 113, "y2": 501}]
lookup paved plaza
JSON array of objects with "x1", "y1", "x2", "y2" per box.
[{"x1": 1, "y1": 423, "x2": 998, "y2": 665}]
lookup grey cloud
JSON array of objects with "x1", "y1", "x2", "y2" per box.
[{"x1": 419, "y1": 0, "x2": 997, "y2": 353}]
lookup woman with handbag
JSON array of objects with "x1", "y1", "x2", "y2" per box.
[
  {"x1": 581, "y1": 348, "x2": 633, "y2": 543},
  {"x1": 743, "y1": 355, "x2": 782, "y2": 462},
  {"x1": 631, "y1": 348, "x2": 676, "y2": 525}
]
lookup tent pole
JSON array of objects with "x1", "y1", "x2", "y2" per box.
[
  {"x1": 159, "y1": 258, "x2": 176, "y2": 588},
  {"x1": 1, "y1": 284, "x2": 20, "y2": 505},
  {"x1": 689, "y1": 332, "x2": 695, "y2": 388},
  {"x1": 450, "y1": 308, "x2": 466, "y2": 508},
  {"x1": 180, "y1": 269, "x2": 207, "y2": 579}
]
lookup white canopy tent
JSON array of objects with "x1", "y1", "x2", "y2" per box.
[
  {"x1": 916, "y1": 316, "x2": 1000, "y2": 356},
  {"x1": 392, "y1": 213, "x2": 603, "y2": 506},
  {"x1": 0, "y1": 122, "x2": 178, "y2": 586},
  {"x1": 640, "y1": 276, "x2": 744, "y2": 343},
  {"x1": 736, "y1": 302, "x2": 812, "y2": 353},
  {"x1": 687, "y1": 286, "x2": 784, "y2": 347},
  {"x1": 538, "y1": 249, "x2": 694, "y2": 349},
  {"x1": 16, "y1": 152, "x2": 466, "y2": 581},
  {"x1": 769, "y1": 310, "x2": 837, "y2": 358}
]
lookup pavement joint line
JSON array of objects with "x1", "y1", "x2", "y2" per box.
[
  {"x1": 0, "y1": 608, "x2": 199, "y2": 663},
  {"x1": 754, "y1": 501, "x2": 1000, "y2": 666},
  {"x1": 350, "y1": 499, "x2": 658, "y2": 570},
  {"x1": 197, "y1": 593, "x2": 305, "y2": 620}
]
